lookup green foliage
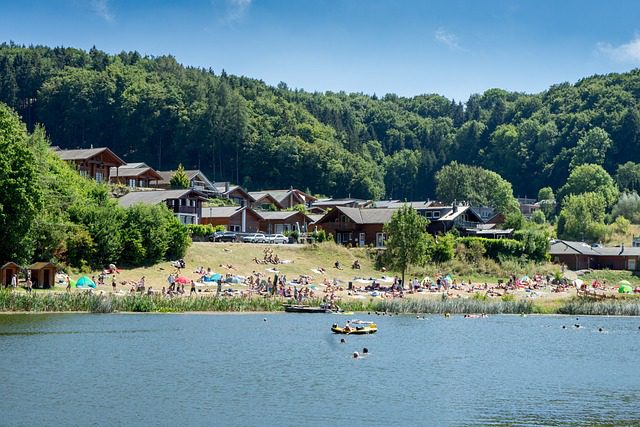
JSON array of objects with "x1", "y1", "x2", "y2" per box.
[
  {"x1": 383, "y1": 205, "x2": 430, "y2": 281},
  {"x1": 558, "y1": 164, "x2": 619, "y2": 209},
  {"x1": 286, "y1": 204, "x2": 307, "y2": 213},
  {"x1": 513, "y1": 227, "x2": 551, "y2": 261},
  {"x1": 311, "y1": 229, "x2": 327, "y2": 243},
  {"x1": 207, "y1": 197, "x2": 236, "y2": 207},
  {"x1": 432, "y1": 233, "x2": 456, "y2": 263},
  {"x1": 170, "y1": 163, "x2": 190, "y2": 189},
  {"x1": 569, "y1": 127, "x2": 612, "y2": 169},
  {"x1": 0, "y1": 103, "x2": 42, "y2": 263},
  {"x1": 187, "y1": 223, "x2": 224, "y2": 237},
  {"x1": 615, "y1": 162, "x2": 640, "y2": 193},
  {"x1": 435, "y1": 162, "x2": 520, "y2": 216},
  {"x1": 557, "y1": 192, "x2": 607, "y2": 242},
  {"x1": 611, "y1": 215, "x2": 630, "y2": 235},
  {"x1": 611, "y1": 192, "x2": 640, "y2": 223},
  {"x1": 530, "y1": 209, "x2": 546, "y2": 224},
  {"x1": 456, "y1": 237, "x2": 525, "y2": 260}
]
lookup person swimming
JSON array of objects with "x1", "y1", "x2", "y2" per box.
[
  {"x1": 353, "y1": 351, "x2": 359, "y2": 359},
  {"x1": 362, "y1": 347, "x2": 369, "y2": 355}
]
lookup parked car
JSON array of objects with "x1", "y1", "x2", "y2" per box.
[
  {"x1": 208, "y1": 231, "x2": 237, "y2": 242},
  {"x1": 242, "y1": 233, "x2": 267, "y2": 243},
  {"x1": 268, "y1": 234, "x2": 289, "y2": 244}
]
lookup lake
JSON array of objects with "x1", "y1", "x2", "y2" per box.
[{"x1": 1, "y1": 313, "x2": 639, "y2": 426}]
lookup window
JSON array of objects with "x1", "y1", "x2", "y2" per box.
[
  {"x1": 138, "y1": 179, "x2": 146, "y2": 188},
  {"x1": 229, "y1": 225, "x2": 241, "y2": 232},
  {"x1": 95, "y1": 172, "x2": 104, "y2": 183},
  {"x1": 433, "y1": 211, "x2": 440, "y2": 218},
  {"x1": 128, "y1": 179, "x2": 136, "y2": 188},
  {"x1": 79, "y1": 169, "x2": 88, "y2": 178},
  {"x1": 425, "y1": 212, "x2": 433, "y2": 218}
]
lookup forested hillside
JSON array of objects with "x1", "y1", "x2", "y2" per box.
[{"x1": 2, "y1": 42, "x2": 640, "y2": 199}]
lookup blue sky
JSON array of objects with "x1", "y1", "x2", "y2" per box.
[{"x1": 2, "y1": 0, "x2": 640, "y2": 101}]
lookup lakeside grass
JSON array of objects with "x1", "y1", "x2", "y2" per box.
[{"x1": 2, "y1": 290, "x2": 640, "y2": 316}]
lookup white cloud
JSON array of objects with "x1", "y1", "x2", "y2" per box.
[
  {"x1": 434, "y1": 28, "x2": 459, "y2": 49},
  {"x1": 90, "y1": 0, "x2": 114, "y2": 23},
  {"x1": 224, "y1": 0, "x2": 252, "y2": 22},
  {"x1": 597, "y1": 36, "x2": 640, "y2": 63}
]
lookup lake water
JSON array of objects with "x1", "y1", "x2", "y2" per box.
[{"x1": 1, "y1": 313, "x2": 639, "y2": 426}]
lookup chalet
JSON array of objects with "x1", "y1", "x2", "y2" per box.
[
  {"x1": 213, "y1": 182, "x2": 255, "y2": 207},
  {"x1": 117, "y1": 189, "x2": 207, "y2": 224},
  {"x1": 311, "y1": 198, "x2": 372, "y2": 210},
  {"x1": 257, "y1": 211, "x2": 315, "y2": 234},
  {"x1": 54, "y1": 147, "x2": 125, "y2": 182},
  {"x1": 550, "y1": 240, "x2": 640, "y2": 271},
  {"x1": 249, "y1": 192, "x2": 285, "y2": 210},
  {"x1": 1, "y1": 262, "x2": 20, "y2": 287},
  {"x1": 28, "y1": 262, "x2": 56, "y2": 289},
  {"x1": 154, "y1": 170, "x2": 217, "y2": 196},
  {"x1": 315, "y1": 207, "x2": 397, "y2": 247},
  {"x1": 517, "y1": 196, "x2": 540, "y2": 219},
  {"x1": 248, "y1": 188, "x2": 317, "y2": 210},
  {"x1": 200, "y1": 206, "x2": 262, "y2": 233},
  {"x1": 109, "y1": 164, "x2": 163, "y2": 188}
]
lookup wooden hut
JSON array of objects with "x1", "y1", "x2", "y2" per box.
[
  {"x1": 1, "y1": 262, "x2": 20, "y2": 287},
  {"x1": 29, "y1": 262, "x2": 56, "y2": 289}
]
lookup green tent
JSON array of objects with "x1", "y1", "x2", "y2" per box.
[
  {"x1": 618, "y1": 284, "x2": 633, "y2": 294},
  {"x1": 76, "y1": 276, "x2": 96, "y2": 288}
]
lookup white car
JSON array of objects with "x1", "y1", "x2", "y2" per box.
[
  {"x1": 242, "y1": 233, "x2": 267, "y2": 243},
  {"x1": 268, "y1": 234, "x2": 289, "y2": 244}
]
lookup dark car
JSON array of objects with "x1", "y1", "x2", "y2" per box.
[{"x1": 208, "y1": 231, "x2": 237, "y2": 242}]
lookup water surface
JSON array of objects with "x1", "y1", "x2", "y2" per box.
[{"x1": 1, "y1": 313, "x2": 639, "y2": 426}]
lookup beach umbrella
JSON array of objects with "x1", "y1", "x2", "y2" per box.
[
  {"x1": 573, "y1": 279, "x2": 584, "y2": 287},
  {"x1": 211, "y1": 273, "x2": 223, "y2": 281},
  {"x1": 618, "y1": 284, "x2": 633, "y2": 294},
  {"x1": 75, "y1": 276, "x2": 96, "y2": 288},
  {"x1": 175, "y1": 276, "x2": 190, "y2": 284}
]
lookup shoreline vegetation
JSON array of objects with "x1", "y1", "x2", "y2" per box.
[{"x1": 1, "y1": 291, "x2": 639, "y2": 316}]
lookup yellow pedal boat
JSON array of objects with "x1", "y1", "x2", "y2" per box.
[{"x1": 331, "y1": 320, "x2": 377, "y2": 335}]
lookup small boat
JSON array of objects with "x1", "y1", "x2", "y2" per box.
[
  {"x1": 331, "y1": 320, "x2": 377, "y2": 334},
  {"x1": 284, "y1": 304, "x2": 333, "y2": 313}
]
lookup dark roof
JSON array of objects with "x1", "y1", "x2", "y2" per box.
[
  {"x1": 201, "y1": 206, "x2": 245, "y2": 219},
  {"x1": 1, "y1": 262, "x2": 20, "y2": 269},
  {"x1": 384, "y1": 201, "x2": 435, "y2": 209},
  {"x1": 109, "y1": 167, "x2": 162, "y2": 180},
  {"x1": 312, "y1": 198, "x2": 370, "y2": 207},
  {"x1": 549, "y1": 240, "x2": 604, "y2": 256},
  {"x1": 257, "y1": 210, "x2": 313, "y2": 222},
  {"x1": 117, "y1": 189, "x2": 206, "y2": 208},
  {"x1": 319, "y1": 207, "x2": 397, "y2": 225},
  {"x1": 54, "y1": 147, "x2": 125, "y2": 165},
  {"x1": 28, "y1": 262, "x2": 55, "y2": 270}
]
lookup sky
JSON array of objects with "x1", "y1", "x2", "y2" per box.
[{"x1": 2, "y1": 0, "x2": 640, "y2": 101}]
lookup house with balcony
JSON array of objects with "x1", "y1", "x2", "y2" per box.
[
  {"x1": 200, "y1": 206, "x2": 262, "y2": 233},
  {"x1": 154, "y1": 169, "x2": 217, "y2": 196},
  {"x1": 257, "y1": 210, "x2": 315, "y2": 234},
  {"x1": 54, "y1": 147, "x2": 125, "y2": 182},
  {"x1": 315, "y1": 207, "x2": 397, "y2": 247},
  {"x1": 109, "y1": 163, "x2": 163, "y2": 188},
  {"x1": 213, "y1": 182, "x2": 255, "y2": 207},
  {"x1": 117, "y1": 189, "x2": 207, "y2": 224}
]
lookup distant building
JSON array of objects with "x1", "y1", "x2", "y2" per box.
[
  {"x1": 154, "y1": 169, "x2": 217, "y2": 196},
  {"x1": 117, "y1": 189, "x2": 207, "y2": 224},
  {"x1": 550, "y1": 240, "x2": 640, "y2": 271},
  {"x1": 517, "y1": 196, "x2": 540, "y2": 219},
  {"x1": 54, "y1": 147, "x2": 125, "y2": 182},
  {"x1": 257, "y1": 210, "x2": 315, "y2": 234},
  {"x1": 109, "y1": 164, "x2": 163, "y2": 188},
  {"x1": 248, "y1": 188, "x2": 317, "y2": 210},
  {"x1": 315, "y1": 207, "x2": 397, "y2": 247},
  {"x1": 312, "y1": 198, "x2": 372, "y2": 210},
  {"x1": 212, "y1": 182, "x2": 255, "y2": 207},
  {"x1": 200, "y1": 206, "x2": 262, "y2": 233}
]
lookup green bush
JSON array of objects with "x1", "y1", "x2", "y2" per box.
[
  {"x1": 187, "y1": 224, "x2": 223, "y2": 237},
  {"x1": 456, "y1": 237, "x2": 524, "y2": 260}
]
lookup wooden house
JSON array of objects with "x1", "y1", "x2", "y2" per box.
[
  {"x1": 1, "y1": 262, "x2": 20, "y2": 287},
  {"x1": 249, "y1": 188, "x2": 317, "y2": 210},
  {"x1": 200, "y1": 206, "x2": 262, "y2": 233},
  {"x1": 109, "y1": 164, "x2": 163, "y2": 188},
  {"x1": 117, "y1": 189, "x2": 207, "y2": 224},
  {"x1": 54, "y1": 147, "x2": 125, "y2": 182},
  {"x1": 257, "y1": 211, "x2": 315, "y2": 234},
  {"x1": 213, "y1": 182, "x2": 255, "y2": 207},
  {"x1": 29, "y1": 262, "x2": 56, "y2": 289},
  {"x1": 315, "y1": 207, "x2": 397, "y2": 247},
  {"x1": 550, "y1": 240, "x2": 640, "y2": 271},
  {"x1": 154, "y1": 170, "x2": 218, "y2": 196}
]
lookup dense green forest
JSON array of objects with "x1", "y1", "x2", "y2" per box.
[{"x1": 2, "y1": 42, "x2": 640, "y2": 200}]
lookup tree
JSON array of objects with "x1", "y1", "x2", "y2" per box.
[
  {"x1": 557, "y1": 192, "x2": 607, "y2": 242},
  {"x1": 170, "y1": 163, "x2": 190, "y2": 189},
  {"x1": 615, "y1": 162, "x2": 640, "y2": 193},
  {"x1": 569, "y1": 127, "x2": 611, "y2": 169},
  {"x1": 557, "y1": 164, "x2": 619, "y2": 209},
  {"x1": 537, "y1": 186, "x2": 556, "y2": 219},
  {"x1": 611, "y1": 192, "x2": 640, "y2": 223},
  {"x1": 0, "y1": 103, "x2": 42, "y2": 263},
  {"x1": 383, "y1": 205, "x2": 430, "y2": 288}
]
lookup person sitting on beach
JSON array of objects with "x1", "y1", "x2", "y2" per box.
[
  {"x1": 334, "y1": 260, "x2": 342, "y2": 270},
  {"x1": 351, "y1": 260, "x2": 361, "y2": 269}
]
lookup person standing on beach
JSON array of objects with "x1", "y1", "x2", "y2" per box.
[
  {"x1": 26, "y1": 277, "x2": 32, "y2": 293},
  {"x1": 112, "y1": 276, "x2": 117, "y2": 293},
  {"x1": 190, "y1": 280, "x2": 197, "y2": 296},
  {"x1": 65, "y1": 276, "x2": 71, "y2": 292},
  {"x1": 11, "y1": 274, "x2": 17, "y2": 292}
]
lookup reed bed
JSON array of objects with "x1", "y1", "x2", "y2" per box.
[
  {"x1": 376, "y1": 297, "x2": 534, "y2": 315},
  {"x1": 558, "y1": 297, "x2": 640, "y2": 316}
]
